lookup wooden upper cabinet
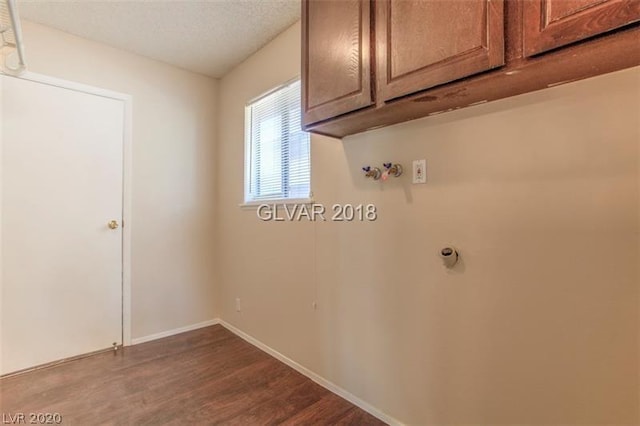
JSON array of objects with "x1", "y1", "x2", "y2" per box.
[
  {"x1": 376, "y1": 0, "x2": 505, "y2": 102},
  {"x1": 302, "y1": 0, "x2": 373, "y2": 126},
  {"x1": 302, "y1": 0, "x2": 639, "y2": 137},
  {"x1": 523, "y1": 0, "x2": 640, "y2": 57}
]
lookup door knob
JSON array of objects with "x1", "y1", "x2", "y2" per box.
[{"x1": 108, "y1": 220, "x2": 119, "y2": 230}]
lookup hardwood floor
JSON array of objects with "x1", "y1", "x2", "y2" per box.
[{"x1": 0, "y1": 325, "x2": 385, "y2": 425}]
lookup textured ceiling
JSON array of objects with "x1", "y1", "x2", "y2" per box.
[{"x1": 17, "y1": 0, "x2": 300, "y2": 78}]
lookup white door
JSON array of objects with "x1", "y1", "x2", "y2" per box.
[{"x1": 1, "y1": 75, "x2": 124, "y2": 375}]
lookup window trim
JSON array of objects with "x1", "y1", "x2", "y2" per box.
[
  {"x1": 238, "y1": 197, "x2": 315, "y2": 210},
  {"x1": 243, "y1": 78, "x2": 311, "y2": 206}
]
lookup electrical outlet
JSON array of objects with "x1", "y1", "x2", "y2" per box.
[
  {"x1": 413, "y1": 159, "x2": 426, "y2": 184},
  {"x1": 235, "y1": 298, "x2": 241, "y2": 312}
]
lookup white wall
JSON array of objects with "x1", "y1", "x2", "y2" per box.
[
  {"x1": 217, "y1": 22, "x2": 640, "y2": 424},
  {"x1": 20, "y1": 21, "x2": 218, "y2": 339}
]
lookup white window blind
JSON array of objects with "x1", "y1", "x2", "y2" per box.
[{"x1": 245, "y1": 80, "x2": 310, "y2": 203}]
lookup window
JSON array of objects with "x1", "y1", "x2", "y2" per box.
[{"x1": 244, "y1": 80, "x2": 310, "y2": 203}]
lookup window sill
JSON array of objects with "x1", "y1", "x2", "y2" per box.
[{"x1": 239, "y1": 198, "x2": 314, "y2": 210}]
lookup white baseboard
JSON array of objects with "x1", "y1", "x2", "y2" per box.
[
  {"x1": 219, "y1": 320, "x2": 403, "y2": 426},
  {"x1": 131, "y1": 318, "x2": 220, "y2": 345}
]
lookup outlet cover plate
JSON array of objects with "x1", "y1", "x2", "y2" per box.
[{"x1": 413, "y1": 159, "x2": 426, "y2": 184}]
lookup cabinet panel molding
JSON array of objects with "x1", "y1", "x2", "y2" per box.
[
  {"x1": 376, "y1": 0, "x2": 505, "y2": 102},
  {"x1": 523, "y1": 0, "x2": 640, "y2": 56},
  {"x1": 302, "y1": 0, "x2": 373, "y2": 126}
]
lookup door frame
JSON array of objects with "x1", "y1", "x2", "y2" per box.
[{"x1": 1, "y1": 71, "x2": 133, "y2": 346}]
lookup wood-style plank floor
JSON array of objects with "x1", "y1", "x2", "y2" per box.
[{"x1": 0, "y1": 325, "x2": 386, "y2": 425}]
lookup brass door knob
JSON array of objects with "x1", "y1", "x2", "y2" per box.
[{"x1": 108, "y1": 220, "x2": 119, "y2": 230}]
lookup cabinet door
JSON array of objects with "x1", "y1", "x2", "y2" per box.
[
  {"x1": 523, "y1": 0, "x2": 640, "y2": 57},
  {"x1": 376, "y1": 0, "x2": 504, "y2": 102},
  {"x1": 302, "y1": 0, "x2": 373, "y2": 126}
]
